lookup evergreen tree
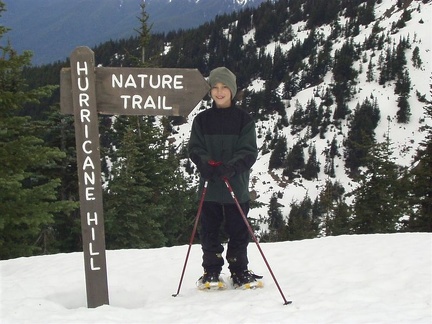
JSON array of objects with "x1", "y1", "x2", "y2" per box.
[
  {"x1": 288, "y1": 0, "x2": 303, "y2": 24},
  {"x1": 395, "y1": 9, "x2": 412, "y2": 29},
  {"x1": 102, "y1": 6, "x2": 195, "y2": 249},
  {"x1": 283, "y1": 141, "x2": 305, "y2": 179},
  {"x1": 333, "y1": 40, "x2": 358, "y2": 84},
  {"x1": 314, "y1": 40, "x2": 333, "y2": 83},
  {"x1": 395, "y1": 69, "x2": 411, "y2": 95},
  {"x1": 0, "y1": 4, "x2": 76, "y2": 259},
  {"x1": 228, "y1": 22, "x2": 244, "y2": 62},
  {"x1": 411, "y1": 46, "x2": 422, "y2": 68},
  {"x1": 35, "y1": 107, "x2": 82, "y2": 253},
  {"x1": 319, "y1": 180, "x2": 350, "y2": 236},
  {"x1": 269, "y1": 136, "x2": 287, "y2": 170},
  {"x1": 324, "y1": 136, "x2": 339, "y2": 178},
  {"x1": 262, "y1": 193, "x2": 286, "y2": 242},
  {"x1": 329, "y1": 201, "x2": 351, "y2": 235},
  {"x1": 344, "y1": 97, "x2": 380, "y2": 176},
  {"x1": 351, "y1": 138, "x2": 407, "y2": 234},
  {"x1": 303, "y1": 145, "x2": 320, "y2": 180},
  {"x1": 104, "y1": 126, "x2": 165, "y2": 248},
  {"x1": 357, "y1": 0, "x2": 375, "y2": 26},
  {"x1": 304, "y1": 0, "x2": 339, "y2": 28},
  {"x1": 395, "y1": 69, "x2": 411, "y2": 123},
  {"x1": 286, "y1": 195, "x2": 319, "y2": 241},
  {"x1": 305, "y1": 98, "x2": 320, "y2": 138},
  {"x1": 253, "y1": 1, "x2": 277, "y2": 47},
  {"x1": 366, "y1": 57, "x2": 374, "y2": 82},
  {"x1": 396, "y1": 94, "x2": 411, "y2": 124},
  {"x1": 135, "y1": 1, "x2": 153, "y2": 65},
  {"x1": 405, "y1": 102, "x2": 432, "y2": 231},
  {"x1": 332, "y1": 40, "x2": 358, "y2": 120},
  {"x1": 104, "y1": 118, "x2": 195, "y2": 248},
  {"x1": 394, "y1": 39, "x2": 408, "y2": 76},
  {"x1": 272, "y1": 45, "x2": 287, "y2": 85},
  {"x1": 290, "y1": 101, "x2": 306, "y2": 134}
]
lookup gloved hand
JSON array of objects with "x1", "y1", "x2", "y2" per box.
[
  {"x1": 198, "y1": 163, "x2": 215, "y2": 180},
  {"x1": 214, "y1": 163, "x2": 235, "y2": 179}
]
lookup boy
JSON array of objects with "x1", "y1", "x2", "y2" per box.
[{"x1": 188, "y1": 67, "x2": 260, "y2": 289}]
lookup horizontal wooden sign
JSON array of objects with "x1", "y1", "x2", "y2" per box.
[{"x1": 61, "y1": 66, "x2": 209, "y2": 116}]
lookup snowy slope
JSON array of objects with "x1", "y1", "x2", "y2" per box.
[
  {"x1": 171, "y1": 0, "x2": 432, "y2": 226},
  {"x1": 1, "y1": 233, "x2": 431, "y2": 323}
]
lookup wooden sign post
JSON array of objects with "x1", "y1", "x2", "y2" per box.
[{"x1": 60, "y1": 46, "x2": 209, "y2": 308}]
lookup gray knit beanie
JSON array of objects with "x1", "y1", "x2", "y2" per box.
[{"x1": 208, "y1": 67, "x2": 237, "y2": 99}]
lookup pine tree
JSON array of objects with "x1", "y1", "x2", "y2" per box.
[
  {"x1": 290, "y1": 101, "x2": 305, "y2": 134},
  {"x1": 303, "y1": 145, "x2": 320, "y2": 180},
  {"x1": 319, "y1": 180, "x2": 350, "y2": 236},
  {"x1": 324, "y1": 136, "x2": 339, "y2": 178},
  {"x1": 330, "y1": 202, "x2": 351, "y2": 236},
  {"x1": 135, "y1": 0, "x2": 153, "y2": 65},
  {"x1": 263, "y1": 193, "x2": 286, "y2": 242},
  {"x1": 396, "y1": 94, "x2": 411, "y2": 123},
  {"x1": 305, "y1": 98, "x2": 320, "y2": 138},
  {"x1": 333, "y1": 40, "x2": 358, "y2": 84},
  {"x1": 366, "y1": 58, "x2": 374, "y2": 82},
  {"x1": 357, "y1": 0, "x2": 375, "y2": 26},
  {"x1": 269, "y1": 136, "x2": 287, "y2": 170},
  {"x1": 395, "y1": 69, "x2": 411, "y2": 123},
  {"x1": 104, "y1": 126, "x2": 167, "y2": 248},
  {"x1": 0, "y1": 4, "x2": 76, "y2": 258},
  {"x1": 272, "y1": 45, "x2": 287, "y2": 85},
  {"x1": 283, "y1": 141, "x2": 305, "y2": 179},
  {"x1": 395, "y1": 69, "x2": 411, "y2": 95},
  {"x1": 286, "y1": 195, "x2": 319, "y2": 241},
  {"x1": 102, "y1": 5, "x2": 195, "y2": 249},
  {"x1": 411, "y1": 46, "x2": 422, "y2": 68},
  {"x1": 405, "y1": 102, "x2": 432, "y2": 231},
  {"x1": 253, "y1": 1, "x2": 277, "y2": 47},
  {"x1": 351, "y1": 137, "x2": 407, "y2": 234},
  {"x1": 344, "y1": 97, "x2": 380, "y2": 176},
  {"x1": 34, "y1": 107, "x2": 81, "y2": 253},
  {"x1": 104, "y1": 118, "x2": 195, "y2": 248}
]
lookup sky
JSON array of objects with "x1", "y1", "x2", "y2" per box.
[{"x1": 1, "y1": 233, "x2": 431, "y2": 323}]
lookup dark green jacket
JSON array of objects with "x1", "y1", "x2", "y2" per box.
[{"x1": 188, "y1": 103, "x2": 258, "y2": 203}]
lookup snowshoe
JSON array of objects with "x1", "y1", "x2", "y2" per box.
[
  {"x1": 197, "y1": 272, "x2": 227, "y2": 290},
  {"x1": 231, "y1": 270, "x2": 264, "y2": 289}
]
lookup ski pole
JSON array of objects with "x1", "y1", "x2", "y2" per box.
[
  {"x1": 223, "y1": 177, "x2": 292, "y2": 305},
  {"x1": 172, "y1": 180, "x2": 208, "y2": 297}
]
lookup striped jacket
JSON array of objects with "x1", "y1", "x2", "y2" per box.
[{"x1": 188, "y1": 103, "x2": 258, "y2": 203}]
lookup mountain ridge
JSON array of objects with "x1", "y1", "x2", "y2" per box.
[
  {"x1": 2, "y1": 0, "x2": 267, "y2": 65},
  {"x1": 166, "y1": 0, "x2": 431, "y2": 233}
]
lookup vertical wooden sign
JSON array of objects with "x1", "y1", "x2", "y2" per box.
[
  {"x1": 61, "y1": 46, "x2": 209, "y2": 308},
  {"x1": 70, "y1": 47, "x2": 109, "y2": 308}
]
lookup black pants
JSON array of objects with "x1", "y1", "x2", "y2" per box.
[{"x1": 200, "y1": 201, "x2": 250, "y2": 274}]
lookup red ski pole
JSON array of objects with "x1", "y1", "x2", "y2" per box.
[
  {"x1": 172, "y1": 180, "x2": 208, "y2": 297},
  {"x1": 223, "y1": 177, "x2": 292, "y2": 305}
]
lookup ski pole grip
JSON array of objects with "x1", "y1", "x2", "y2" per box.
[{"x1": 208, "y1": 160, "x2": 222, "y2": 167}]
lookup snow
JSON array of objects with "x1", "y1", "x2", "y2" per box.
[
  {"x1": 1, "y1": 233, "x2": 431, "y2": 323},
  {"x1": 167, "y1": 1, "x2": 432, "y2": 225}
]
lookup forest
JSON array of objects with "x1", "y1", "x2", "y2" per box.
[{"x1": 1, "y1": 0, "x2": 431, "y2": 260}]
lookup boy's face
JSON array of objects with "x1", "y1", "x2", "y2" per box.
[{"x1": 210, "y1": 82, "x2": 232, "y2": 108}]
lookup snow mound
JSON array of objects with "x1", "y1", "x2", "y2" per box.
[{"x1": 1, "y1": 233, "x2": 431, "y2": 323}]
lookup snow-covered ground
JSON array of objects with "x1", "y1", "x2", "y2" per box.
[{"x1": 1, "y1": 233, "x2": 431, "y2": 323}]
